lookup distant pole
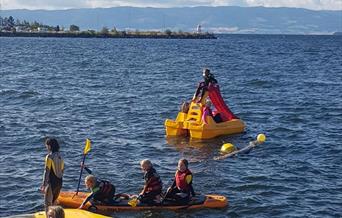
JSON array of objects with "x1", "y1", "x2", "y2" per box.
[
  {"x1": 0, "y1": 1, "x2": 2, "y2": 27},
  {"x1": 128, "y1": 8, "x2": 131, "y2": 30},
  {"x1": 96, "y1": 13, "x2": 99, "y2": 31},
  {"x1": 163, "y1": 14, "x2": 165, "y2": 31}
]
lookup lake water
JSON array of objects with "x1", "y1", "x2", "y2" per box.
[{"x1": 0, "y1": 35, "x2": 341, "y2": 217}]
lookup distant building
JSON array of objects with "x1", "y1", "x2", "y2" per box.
[
  {"x1": 15, "y1": 26, "x2": 29, "y2": 32},
  {"x1": 37, "y1": 27, "x2": 48, "y2": 32},
  {"x1": 197, "y1": 24, "x2": 202, "y2": 33}
]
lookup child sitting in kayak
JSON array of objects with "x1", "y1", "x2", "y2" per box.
[
  {"x1": 164, "y1": 159, "x2": 195, "y2": 205},
  {"x1": 138, "y1": 159, "x2": 163, "y2": 205},
  {"x1": 79, "y1": 174, "x2": 116, "y2": 208}
]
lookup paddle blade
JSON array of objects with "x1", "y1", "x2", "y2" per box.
[
  {"x1": 83, "y1": 139, "x2": 91, "y2": 155},
  {"x1": 128, "y1": 198, "x2": 138, "y2": 207}
]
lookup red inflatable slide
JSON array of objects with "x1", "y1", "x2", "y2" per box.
[{"x1": 208, "y1": 84, "x2": 238, "y2": 121}]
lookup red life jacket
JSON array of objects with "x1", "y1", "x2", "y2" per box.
[
  {"x1": 175, "y1": 169, "x2": 192, "y2": 192},
  {"x1": 144, "y1": 167, "x2": 162, "y2": 193}
]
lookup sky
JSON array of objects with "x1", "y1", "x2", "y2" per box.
[{"x1": 0, "y1": 0, "x2": 341, "y2": 11}]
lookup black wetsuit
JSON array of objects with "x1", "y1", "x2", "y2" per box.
[{"x1": 194, "y1": 74, "x2": 218, "y2": 101}]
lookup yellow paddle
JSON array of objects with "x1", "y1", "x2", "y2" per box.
[
  {"x1": 128, "y1": 197, "x2": 139, "y2": 207},
  {"x1": 75, "y1": 139, "x2": 92, "y2": 196}
]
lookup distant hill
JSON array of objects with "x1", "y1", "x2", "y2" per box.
[{"x1": 1, "y1": 6, "x2": 341, "y2": 34}]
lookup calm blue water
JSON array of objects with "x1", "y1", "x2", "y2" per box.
[{"x1": 0, "y1": 35, "x2": 341, "y2": 217}]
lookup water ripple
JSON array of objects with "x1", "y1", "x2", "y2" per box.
[{"x1": 0, "y1": 35, "x2": 341, "y2": 217}]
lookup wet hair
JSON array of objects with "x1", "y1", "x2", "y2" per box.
[
  {"x1": 179, "y1": 158, "x2": 189, "y2": 168},
  {"x1": 85, "y1": 175, "x2": 97, "y2": 184},
  {"x1": 47, "y1": 206, "x2": 65, "y2": 218},
  {"x1": 45, "y1": 138, "x2": 60, "y2": 153},
  {"x1": 140, "y1": 159, "x2": 152, "y2": 168},
  {"x1": 203, "y1": 68, "x2": 210, "y2": 75}
]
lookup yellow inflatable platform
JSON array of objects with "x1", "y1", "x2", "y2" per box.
[
  {"x1": 34, "y1": 209, "x2": 109, "y2": 218},
  {"x1": 165, "y1": 86, "x2": 245, "y2": 139}
]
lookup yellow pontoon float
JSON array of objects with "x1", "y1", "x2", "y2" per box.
[{"x1": 165, "y1": 84, "x2": 245, "y2": 139}]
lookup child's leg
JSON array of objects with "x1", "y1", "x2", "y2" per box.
[
  {"x1": 165, "y1": 188, "x2": 179, "y2": 201},
  {"x1": 175, "y1": 192, "x2": 190, "y2": 205},
  {"x1": 106, "y1": 188, "x2": 117, "y2": 205},
  {"x1": 51, "y1": 182, "x2": 62, "y2": 204},
  {"x1": 44, "y1": 185, "x2": 53, "y2": 214},
  {"x1": 140, "y1": 191, "x2": 160, "y2": 205}
]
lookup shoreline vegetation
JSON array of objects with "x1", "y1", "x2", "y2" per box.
[
  {"x1": 0, "y1": 31, "x2": 216, "y2": 39},
  {"x1": 0, "y1": 15, "x2": 216, "y2": 39}
]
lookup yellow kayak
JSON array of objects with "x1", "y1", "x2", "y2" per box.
[
  {"x1": 34, "y1": 209, "x2": 109, "y2": 218},
  {"x1": 58, "y1": 191, "x2": 228, "y2": 212}
]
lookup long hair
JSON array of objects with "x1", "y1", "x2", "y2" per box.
[
  {"x1": 48, "y1": 206, "x2": 65, "y2": 218},
  {"x1": 45, "y1": 138, "x2": 60, "y2": 153},
  {"x1": 179, "y1": 158, "x2": 189, "y2": 169}
]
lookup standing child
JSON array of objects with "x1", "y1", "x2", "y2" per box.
[
  {"x1": 40, "y1": 138, "x2": 64, "y2": 214},
  {"x1": 138, "y1": 159, "x2": 163, "y2": 205},
  {"x1": 193, "y1": 68, "x2": 218, "y2": 102},
  {"x1": 165, "y1": 159, "x2": 195, "y2": 205}
]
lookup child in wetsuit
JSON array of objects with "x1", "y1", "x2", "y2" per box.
[
  {"x1": 138, "y1": 159, "x2": 163, "y2": 205},
  {"x1": 79, "y1": 175, "x2": 116, "y2": 208},
  {"x1": 193, "y1": 68, "x2": 218, "y2": 102},
  {"x1": 40, "y1": 138, "x2": 64, "y2": 214},
  {"x1": 165, "y1": 159, "x2": 195, "y2": 205}
]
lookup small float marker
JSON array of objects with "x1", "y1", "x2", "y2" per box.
[
  {"x1": 220, "y1": 143, "x2": 236, "y2": 153},
  {"x1": 215, "y1": 133, "x2": 266, "y2": 160},
  {"x1": 257, "y1": 133, "x2": 266, "y2": 144}
]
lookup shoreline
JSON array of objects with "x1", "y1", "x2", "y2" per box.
[{"x1": 0, "y1": 31, "x2": 217, "y2": 39}]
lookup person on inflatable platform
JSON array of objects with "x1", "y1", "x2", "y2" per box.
[
  {"x1": 40, "y1": 138, "x2": 64, "y2": 215},
  {"x1": 202, "y1": 100, "x2": 223, "y2": 123},
  {"x1": 194, "y1": 68, "x2": 218, "y2": 103},
  {"x1": 79, "y1": 174, "x2": 117, "y2": 208},
  {"x1": 164, "y1": 159, "x2": 195, "y2": 204},
  {"x1": 47, "y1": 206, "x2": 65, "y2": 218},
  {"x1": 138, "y1": 159, "x2": 163, "y2": 205}
]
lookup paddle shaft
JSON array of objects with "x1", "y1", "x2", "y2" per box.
[{"x1": 75, "y1": 154, "x2": 86, "y2": 195}]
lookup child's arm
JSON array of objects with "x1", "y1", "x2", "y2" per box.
[
  {"x1": 186, "y1": 174, "x2": 195, "y2": 197},
  {"x1": 189, "y1": 183, "x2": 195, "y2": 197},
  {"x1": 140, "y1": 177, "x2": 155, "y2": 195},
  {"x1": 41, "y1": 155, "x2": 51, "y2": 191},
  {"x1": 170, "y1": 179, "x2": 176, "y2": 189},
  {"x1": 140, "y1": 181, "x2": 149, "y2": 195},
  {"x1": 84, "y1": 166, "x2": 92, "y2": 174},
  {"x1": 79, "y1": 192, "x2": 94, "y2": 208},
  {"x1": 202, "y1": 109, "x2": 209, "y2": 124}
]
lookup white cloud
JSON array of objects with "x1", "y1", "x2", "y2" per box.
[
  {"x1": 1, "y1": 0, "x2": 341, "y2": 10},
  {"x1": 245, "y1": 0, "x2": 342, "y2": 10}
]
